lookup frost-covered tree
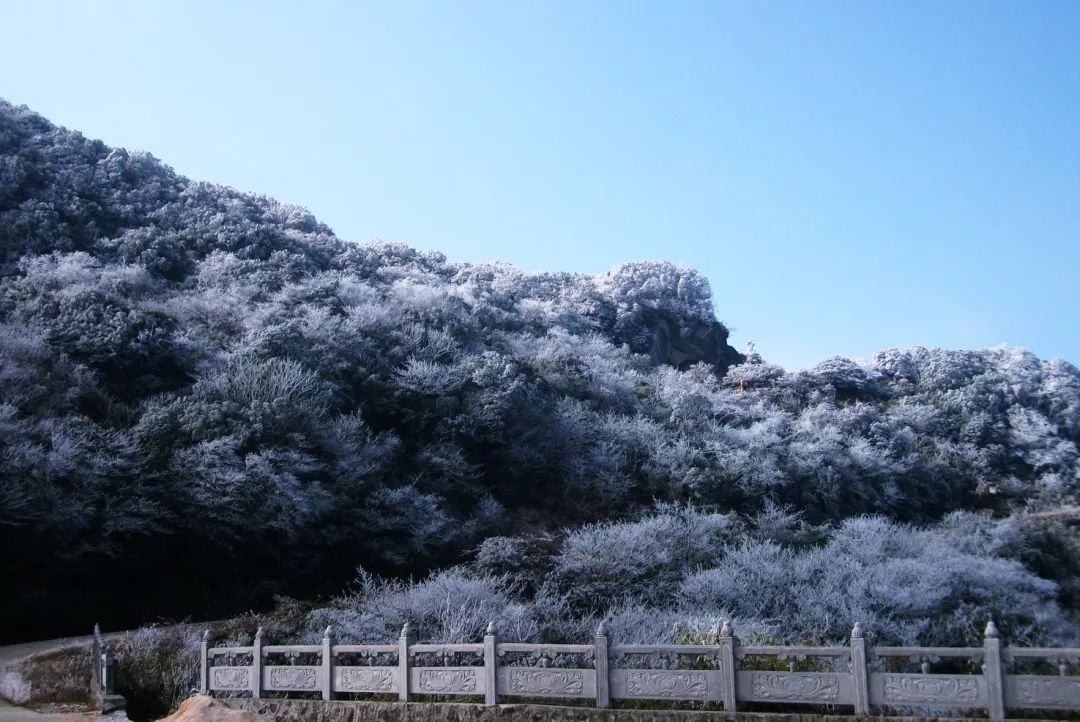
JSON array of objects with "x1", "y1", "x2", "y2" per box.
[{"x1": 2, "y1": 98, "x2": 1079, "y2": 645}]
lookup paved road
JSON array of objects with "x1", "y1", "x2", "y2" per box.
[{"x1": 0, "y1": 632, "x2": 131, "y2": 670}]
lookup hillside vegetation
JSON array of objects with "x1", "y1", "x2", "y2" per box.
[{"x1": 1, "y1": 100, "x2": 1078, "y2": 647}]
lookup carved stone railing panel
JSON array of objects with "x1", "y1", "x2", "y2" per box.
[
  {"x1": 1006, "y1": 675, "x2": 1080, "y2": 710},
  {"x1": 410, "y1": 667, "x2": 483, "y2": 695},
  {"x1": 209, "y1": 666, "x2": 251, "y2": 692},
  {"x1": 263, "y1": 665, "x2": 320, "y2": 692},
  {"x1": 610, "y1": 669, "x2": 721, "y2": 700},
  {"x1": 736, "y1": 671, "x2": 851, "y2": 704},
  {"x1": 869, "y1": 672, "x2": 985, "y2": 708},
  {"x1": 332, "y1": 666, "x2": 398, "y2": 694},
  {"x1": 496, "y1": 667, "x2": 596, "y2": 698}
]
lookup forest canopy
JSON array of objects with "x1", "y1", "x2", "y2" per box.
[{"x1": 1, "y1": 99, "x2": 1078, "y2": 646}]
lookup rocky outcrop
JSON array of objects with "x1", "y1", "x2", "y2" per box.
[
  {"x1": 645, "y1": 312, "x2": 744, "y2": 373},
  {"x1": 157, "y1": 695, "x2": 268, "y2": 722}
]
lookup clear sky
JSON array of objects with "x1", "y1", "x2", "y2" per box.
[{"x1": 3, "y1": 1, "x2": 1078, "y2": 370}]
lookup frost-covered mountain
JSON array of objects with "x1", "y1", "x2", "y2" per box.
[{"x1": 1, "y1": 100, "x2": 1077, "y2": 645}]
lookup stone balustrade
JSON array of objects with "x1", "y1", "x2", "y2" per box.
[{"x1": 197, "y1": 620, "x2": 1080, "y2": 719}]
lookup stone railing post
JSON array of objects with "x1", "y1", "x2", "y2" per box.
[
  {"x1": 398, "y1": 623, "x2": 413, "y2": 702},
  {"x1": 321, "y1": 625, "x2": 334, "y2": 701},
  {"x1": 200, "y1": 630, "x2": 210, "y2": 694},
  {"x1": 850, "y1": 622, "x2": 870, "y2": 716},
  {"x1": 595, "y1": 621, "x2": 610, "y2": 709},
  {"x1": 717, "y1": 620, "x2": 737, "y2": 712},
  {"x1": 251, "y1": 627, "x2": 263, "y2": 699},
  {"x1": 984, "y1": 619, "x2": 1006, "y2": 720},
  {"x1": 101, "y1": 648, "x2": 114, "y2": 695},
  {"x1": 484, "y1": 621, "x2": 498, "y2": 705},
  {"x1": 91, "y1": 624, "x2": 103, "y2": 702},
  {"x1": 88, "y1": 625, "x2": 126, "y2": 714}
]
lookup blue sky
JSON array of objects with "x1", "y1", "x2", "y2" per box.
[{"x1": 3, "y1": 1, "x2": 1078, "y2": 370}]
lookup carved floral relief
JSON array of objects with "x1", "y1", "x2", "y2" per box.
[
  {"x1": 508, "y1": 669, "x2": 584, "y2": 696},
  {"x1": 1014, "y1": 677, "x2": 1080, "y2": 707},
  {"x1": 883, "y1": 675, "x2": 979, "y2": 704},
  {"x1": 268, "y1": 666, "x2": 317, "y2": 690},
  {"x1": 211, "y1": 667, "x2": 250, "y2": 690},
  {"x1": 418, "y1": 669, "x2": 477, "y2": 693},
  {"x1": 751, "y1": 673, "x2": 839, "y2": 701},
  {"x1": 625, "y1": 671, "x2": 707, "y2": 698},
  {"x1": 338, "y1": 668, "x2": 394, "y2": 692}
]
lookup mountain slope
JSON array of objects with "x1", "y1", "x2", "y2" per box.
[{"x1": 1, "y1": 100, "x2": 1078, "y2": 644}]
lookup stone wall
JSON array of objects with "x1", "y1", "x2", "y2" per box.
[{"x1": 221, "y1": 699, "x2": 1043, "y2": 722}]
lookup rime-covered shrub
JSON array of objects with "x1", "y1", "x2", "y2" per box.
[
  {"x1": 550, "y1": 504, "x2": 742, "y2": 607},
  {"x1": 114, "y1": 626, "x2": 201, "y2": 722},
  {"x1": 678, "y1": 516, "x2": 1071, "y2": 645},
  {"x1": 304, "y1": 569, "x2": 540, "y2": 643}
]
